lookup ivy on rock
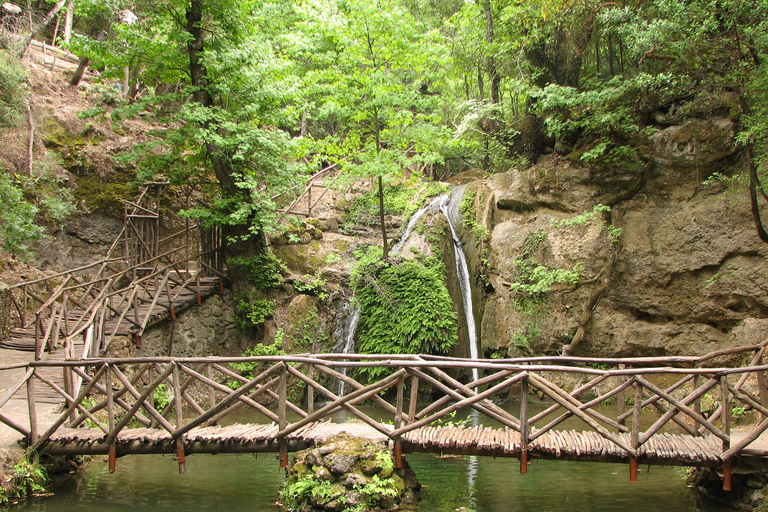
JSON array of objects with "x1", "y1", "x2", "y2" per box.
[{"x1": 353, "y1": 255, "x2": 457, "y2": 377}]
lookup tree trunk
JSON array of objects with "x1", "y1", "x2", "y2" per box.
[
  {"x1": 63, "y1": 0, "x2": 74, "y2": 44},
  {"x1": 379, "y1": 175, "x2": 388, "y2": 256},
  {"x1": 484, "y1": 1, "x2": 500, "y2": 105},
  {"x1": 186, "y1": 0, "x2": 237, "y2": 196}
]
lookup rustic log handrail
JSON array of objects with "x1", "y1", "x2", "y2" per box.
[{"x1": 0, "y1": 351, "x2": 766, "y2": 485}]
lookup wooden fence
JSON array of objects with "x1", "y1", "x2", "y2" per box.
[
  {"x1": 1, "y1": 345, "x2": 767, "y2": 487},
  {"x1": 2, "y1": 184, "x2": 226, "y2": 358}
]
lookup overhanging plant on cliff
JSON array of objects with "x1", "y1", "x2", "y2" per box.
[{"x1": 351, "y1": 246, "x2": 457, "y2": 379}]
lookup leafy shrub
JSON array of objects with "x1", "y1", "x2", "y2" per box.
[
  {"x1": 0, "y1": 173, "x2": 44, "y2": 259},
  {"x1": 227, "y1": 253, "x2": 287, "y2": 289},
  {"x1": 294, "y1": 272, "x2": 328, "y2": 300},
  {"x1": 234, "y1": 295, "x2": 276, "y2": 328},
  {"x1": 228, "y1": 343, "x2": 286, "y2": 389},
  {"x1": 353, "y1": 258, "x2": 458, "y2": 378},
  {"x1": 0, "y1": 50, "x2": 26, "y2": 128}
]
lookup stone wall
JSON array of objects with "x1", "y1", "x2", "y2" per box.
[{"x1": 138, "y1": 293, "x2": 241, "y2": 357}]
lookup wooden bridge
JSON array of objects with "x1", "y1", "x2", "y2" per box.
[
  {"x1": 2, "y1": 346, "x2": 768, "y2": 491},
  {"x1": 0, "y1": 183, "x2": 226, "y2": 361}
]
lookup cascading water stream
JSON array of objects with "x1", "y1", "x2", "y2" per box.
[
  {"x1": 334, "y1": 304, "x2": 360, "y2": 396},
  {"x1": 389, "y1": 195, "x2": 444, "y2": 257},
  {"x1": 389, "y1": 191, "x2": 481, "y2": 385},
  {"x1": 439, "y1": 191, "x2": 481, "y2": 385}
]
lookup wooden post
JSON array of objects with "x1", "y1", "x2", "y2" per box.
[
  {"x1": 394, "y1": 376, "x2": 404, "y2": 469},
  {"x1": 694, "y1": 366, "x2": 702, "y2": 431},
  {"x1": 278, "y1": 365, "x2": 288, "y2": 469},
  {"x1": 34, "y1": 313, "x2": 41, "y2": 361},
  {"x1": 408, "y1": 376, "x2": 419, "y2": 424},
  {"x1": 630, "y1": 379, "x2": 642, "y2": 483},
  {"x1": 206, "y1": 364, "x2": 216, "y2": 411},
  {"x1": 617, "y1": 364, "x2": 626, "y2": 427},
  {"x1": 106, "y1": 364, "x2": 116, "y2": 473},
  {"x1": 307, "y1": 365, "x2": 315, "y2": 415},
  {"x1": 26, "y1": 374, "x2": 37, "y2": 446},
  {"x1": 721, "y1": 375, "x2": 731, "y2": 491},
  {"x1": 172, "y1": 364, "x2": 186, "y2": 474},
  {"x1": 520, "y1": 377, "x2": 529, "y2": 474},
  {"x1": 757, "y1": 351, "x2": 768, "y2": 422}
]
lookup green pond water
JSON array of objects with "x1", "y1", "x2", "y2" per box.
[
  {"x1": 11, "y1": 452, "x2": 735, "y2": 512},
  {"x1": 9, "y1": 404, "x2": 739, "y2": 512}
]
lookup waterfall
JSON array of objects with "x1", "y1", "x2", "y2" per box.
[
  {"x1": 334, "y1": 303, "x2": 360, "y2": 396},
  {"x1": 439, "y1": 190, "x2": 481, "y2": 384},
  {"x1": 388, "y1": 195, "x2": 444, "y2": 257}
]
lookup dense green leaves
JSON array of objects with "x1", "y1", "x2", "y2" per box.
[{"x1": 353, "y1": 258, "x2": 458, "y2": 367}]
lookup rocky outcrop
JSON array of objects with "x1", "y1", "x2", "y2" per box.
[
  {"x1": 281, "y1": 435, "x2": 421, "y2": 512},
  {"x1": 460, "y1": 117, "x2": 768, "y2": 358}
]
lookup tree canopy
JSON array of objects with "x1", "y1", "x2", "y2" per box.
[{"x1": 5, "y1": 0, "x2": 768, "y2": 257}]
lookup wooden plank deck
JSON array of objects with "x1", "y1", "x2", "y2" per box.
[
  {"x1": 29, "y1": 422, "x2": 725, "y2": 467},
  {"x1": 1, "y1": 276, "x2": 221, "y2": 353}
]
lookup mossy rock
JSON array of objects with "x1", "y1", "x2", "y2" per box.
[{"x1": 73, "y1": 177, "x2": 132, "y2": 216}]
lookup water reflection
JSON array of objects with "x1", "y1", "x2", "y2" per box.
[{"x1": 12, "y1": 402, "x2": 739, "y2": 512}]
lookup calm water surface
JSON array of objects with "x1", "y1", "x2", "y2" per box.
[
  {"x1": 11, "y1": 403, "x2": 738, "y2": 511},
  {"x1": 10, "y1": 452, "x2": 736, "y2": 512}
]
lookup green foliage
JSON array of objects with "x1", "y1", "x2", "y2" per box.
[
  {"x1": 345, "y1": 183, "x2": 446, "y2": 230},
  {"x1": 0, "y1": 173, "x2": 44, "y2": 259},
  {"x1": 510, "y1": 259, "x2": 582, "y2": 301},
  {"x1": 522, "y1": 230, "x2": 548, "y2": 255},
  {"x1": 227, "y1": 253, "x2": 287, "y2": 289},
  {"x1": 353, "y1": 258, "x2": 457, "y2": 378},
  {"x1": 234, "y1": 296, "x2": 276, "y2": 328},
  {"x1": 0, "y1": 454, "x2": 47, "y2": 504},
  {"x1": 550, "y1": 205, "x2": 611, "y2": 228},
  {"x1": 510, "y1": 320, "x2": 541, "y2": 350},
  {"x1": 0, "y1": 50, "x2": 26, "y2": 128},
  {"x1": 281, "y1": 474, "x2": 346, "y2": 510},
  {"x1": 459, "y1": 192, "x2": 490, "y2": 242},
  {"x1": 294, "y1": 272, "x2": 328, "y2": 300},
  {"x1": 228, "y1": 343, "x2": 286, "y2": 389},
  {"x1": 551, "y1": 205, "x2": 622, "y2": 244},
  {"x1": 153, "y1": 383, "x2": 172, "y2": 412}
]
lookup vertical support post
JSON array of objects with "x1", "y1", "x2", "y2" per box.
[
  {"x1": 106, "y1": 364, "x2": 116, "y2": 473},
  {"x1": 34, "y1": 313, "x2": 41, "y2": 361},
  {"x1": 26, "y1": 373, "x2": 37, "y2": 445},
  {"x1": 278, "y1": 365, "x2": 288, "y2": 469},
  {"x1": 166, "y1": 282, "x2": 175, "y2": 320},
  {"x1": 394, "y1": 376, "x2": 404, "y2": 469},
  {"x1": 307, "y1": 365, "x2": 315, "y2": 415},
  {"x1": 206, "y1": 364, "x2": 215, "y2": 411},
  {"x1": 196, "y1": 274, "x2": 202, "y2": 306},
  {"x1": 630, "y1": 378, "x2": 642, "y2": 483},
  {"x1": 21, "y1": 286, "x2": 28, "y2": 327},
  {"x1": 307, "y1": 185, "x2": 312, "y2": 218},
  {"x1": 694, "y1": 366, "x2": 702, "y2": 431},
  {"x1": 408, "y1": 376, "x2": 419, "y2": 424},
  {"x1": 721, "y1": 374, "x2": 731, "y2": 491},
  {"x1": 617, "y1": 364, "x2": 626, "y2": 427},
  {"x1": 172, "y1": 363, "x2": 186, "y2": 474},
  {"x1": 520, "y1": 376, "x2": 529, "y2": 474},
  {"x1": 757, "y1": 351, "x2": 768, "y2": 422}
]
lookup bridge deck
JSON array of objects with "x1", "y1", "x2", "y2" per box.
[
  {"x1": 2, "y1": 276, "x2": 222, "y2": 353},
  {"x1": 35, "y1": 422, "x2": 724, "y2": 467}
]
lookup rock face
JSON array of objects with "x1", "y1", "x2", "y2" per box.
[
  {"x1": 458, "y1": 117, "x2": 768, "y2": 358},
  {"x1": 139, "y1": 293, "x2": 240, "y2": 357},
  {"x1": 281, "y1": 435, "x2": 421, "y2": 512}
]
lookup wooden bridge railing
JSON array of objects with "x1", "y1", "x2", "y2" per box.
[
  {"x1": 1, "y1": 345, "x2": 767, "y2": 486},
  {"x1": 2, "y1": 184, "x2": 227, "y2": 358}
]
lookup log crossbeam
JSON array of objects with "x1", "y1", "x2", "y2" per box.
[{"x1": 1, "y1": 351, "x2": 767, "y2": 481}]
